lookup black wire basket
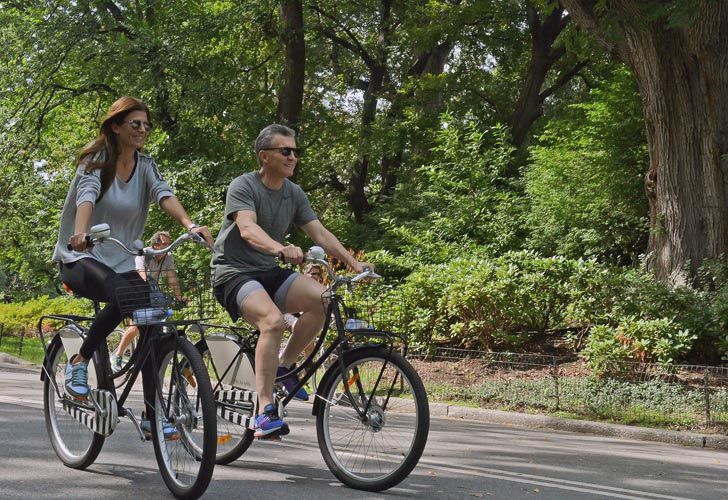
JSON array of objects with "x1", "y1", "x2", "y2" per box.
[
  {"x1": 331, "y1": 282, "x2": 406, "y2": 334},
  {"x1": 115, "y1": 267, "x2": 221, "y2": 325}
]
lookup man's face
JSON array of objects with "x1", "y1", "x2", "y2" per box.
[{"x1": 260, "y1": 134, "x2": 298, "y2": 178}]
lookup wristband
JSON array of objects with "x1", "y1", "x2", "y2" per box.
[{"x1": 186, "y1": 222, "x2": 200, "y2": 230}]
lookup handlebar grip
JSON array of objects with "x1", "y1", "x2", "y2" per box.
[{"x1": 66, "y1": 235, "x2": 94, "y2": 251}]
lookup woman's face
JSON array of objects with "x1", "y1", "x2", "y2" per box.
[
  {"x1": 111, "y1": 110, "x2": 151, "y2": 151},
  {"x1": 153, "y1": 236, "x2": 171, "y2": 261}
]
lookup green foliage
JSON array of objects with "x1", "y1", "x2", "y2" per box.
[
  {"x1": 332, "y1": 119, "x2": 528, "y2": 275},
  {"x1": 0, "y1": 296, "x2": 92, "y2": 335},
  {"x1": 582, "y1": 319, "x2": 696, "y2": 374},
  {"x1": 525, "y1": 67, "x2": 649, "y2": 264},
  {"x1": 395, "y1": 251, "x2": 576, "y2": 349}
]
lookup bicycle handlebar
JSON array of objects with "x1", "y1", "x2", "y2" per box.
[
  {"x1": 302, "y1": 249, "x2": 381, "y2": 287},
  {"x1": 67, "y1": 223, "x2": 210, "y2": 256}
]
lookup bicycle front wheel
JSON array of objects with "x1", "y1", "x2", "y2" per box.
[
  {"x1": 43, "y1": 333, "x2": 105, "y2": 469},
  {"x1": 316, "y1": 346, "x2": 429, "y2": 491},
  {"x1": 152, "y1": 337, "x2": 216, "y2": 499}
]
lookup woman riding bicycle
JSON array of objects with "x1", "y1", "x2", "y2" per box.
[{"x1": 51, "y1": 96, "x2": 213, "y2": 402}]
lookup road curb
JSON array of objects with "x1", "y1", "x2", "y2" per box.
[{"x1": 443, "y1": 405, "x2": 728, "y2": 450}]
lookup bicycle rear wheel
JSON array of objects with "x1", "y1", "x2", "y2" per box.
[
  {"x1": 198, "y1": 340, "x2": 255, "y2": 465},
  {"x1": 316, "y1": 346, "x2": 429, "y2": 491},
  {"x1": 43, "y1": 330, "x2": 105, "y2": 469},
  {"x1": 152, "y1": 337, "x2": 216, "y2": 499}
]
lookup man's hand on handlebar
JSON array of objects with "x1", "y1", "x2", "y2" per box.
[
  {"x1": 351, "y1": 260, "x2": 375, "y2": 274},
  {"x1": 279, "y1": 244, "x2": 304, "y2": 265}
]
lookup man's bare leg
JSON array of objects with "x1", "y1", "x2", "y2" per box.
[
  {"x1": 279, "y1": 276, "x2": 327, "y2": 368},
  {"x1": 241, "y1": 290, "x2": 285, "y2": 410}
]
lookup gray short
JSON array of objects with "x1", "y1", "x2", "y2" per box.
[{"x1": 236, "y1": 271, "x2": 300, "y2": 315}]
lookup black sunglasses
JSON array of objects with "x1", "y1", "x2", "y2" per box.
[
  {"x1": 262, "y1": 146, "x2": 302, "y2": 157},
  {"x1": 125, "y1": 119, "x2": 153, "y2": 131}
]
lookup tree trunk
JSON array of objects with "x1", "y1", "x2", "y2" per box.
[
  {"x1": 349, "y1": 64, "x2": 384, "y2": 222},
  {"x1": 632, "y1": 12, "x2": 728, "y2": 284},
  {"x1": 561, "y1": 1, "x2": 728, "y2": 285},
  {"x1": 277, "y1": 0, "x2": 305, "y2": 130}
]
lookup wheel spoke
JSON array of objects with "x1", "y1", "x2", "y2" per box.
[{"x1": 317, "y1": 349, "x2": 429, "y2": 491}]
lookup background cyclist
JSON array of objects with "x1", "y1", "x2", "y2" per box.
[{"x1": 110, "y1": 230, "x2": 185, "y2": 372}]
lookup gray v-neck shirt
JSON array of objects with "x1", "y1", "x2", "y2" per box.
[
  {"x1": 52, "y1": 151, "x2": 174, "y2": 273},
  {"x1": 211, "y1": 171, "x2": 317, "y2": 286}
]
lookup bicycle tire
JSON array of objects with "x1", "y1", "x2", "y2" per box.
[
  {"x1": 151, "y1": 337, "x2": 217, "y2": 499},
  {"x1": 43, "y1": 333, "x2": 105, "y2": 469},
  {"x1": 315, "y1": 345, "x2": 429, "y2": 491},
  {"x1": 197, "y1": 340, "x2": 255, "y2": 465}
]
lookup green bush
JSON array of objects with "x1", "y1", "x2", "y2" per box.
[
  {"x1": 582, "y1": 318, "x2": 696, "y2": 373},
  {"x1": 396, "y1": 250, "x2": 576, "y2": 349},
  {"x1": 566, "y1": 262, "x2": 714, "y2": 367},
  {"x1": 0, "y1": 295, "x2": 92, "y2": 335},
  {"x1": 392, "y1": 252, "x2": 718, "y2": 368}
]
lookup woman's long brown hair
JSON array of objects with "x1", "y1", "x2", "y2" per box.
[{"x1": 77, "y1": 96, "x2": 151, "y2": 202}]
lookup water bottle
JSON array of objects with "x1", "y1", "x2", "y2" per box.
[
  {"x1": 133, "y1": 307, "x2": 172, "y2": 325},
  {"x1": 345, "y1": 318, "x2": 371, "y2": 330}
]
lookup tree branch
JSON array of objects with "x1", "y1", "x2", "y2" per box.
[
  {"x1": 539, "y1": 59, "x2": 590, "y2": 100},
  {"x1": 310, "y1": 4, "x2": 376, "y2": 67}
]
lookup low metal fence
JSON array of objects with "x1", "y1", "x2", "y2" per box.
[{"x1": 408, "y1": 347, "x2": 728, "y2": 430}]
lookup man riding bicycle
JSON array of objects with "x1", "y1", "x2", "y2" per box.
[{"x1": 210, "y1": 124, "x2": 371, "y2": 439}]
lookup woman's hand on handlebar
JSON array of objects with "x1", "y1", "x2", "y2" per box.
[
  {"x1": 68, "y1": 232, "x2": 90, "y2": 252},
  {"x1": 189, "y1": 225, "x2": 213, "y2": 247}
]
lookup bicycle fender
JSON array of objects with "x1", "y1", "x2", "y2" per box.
[{"x1": 40, "y1": 334, "x2": 63, "y2": 382}]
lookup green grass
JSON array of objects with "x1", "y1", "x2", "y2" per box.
[
  {"x1": 0, "y1": 335, "x2": 45, "y2": 365},
  {"x1": 421, "y1": 375, "x2": 723, "y2": 431}
]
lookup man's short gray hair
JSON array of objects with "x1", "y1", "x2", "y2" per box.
[{"x1": 254, "y1": 124, "x2": 296, "y2": 165}]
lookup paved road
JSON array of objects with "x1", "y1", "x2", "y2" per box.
[{"x1": 1, "y1": 365, "x2": 727, "y2": 499}]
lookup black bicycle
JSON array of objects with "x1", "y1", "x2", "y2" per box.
[
  {"x1": 39, "y1": 224, "x2": 217, "y2": 500},
  {"x1": 194, "y1": 247, "x2": 430, "y2": 492}
]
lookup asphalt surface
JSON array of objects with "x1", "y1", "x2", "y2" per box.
[{"x1": 2, "y1": 359, "x2": 728, "y2": 499}]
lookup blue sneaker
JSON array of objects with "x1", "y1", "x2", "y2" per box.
[
  {"x1": 254, "y1": 403, "x2": 290, "y2": 438},
  {"x1": 140, "y1": 417, "x2": 179, "y2": 441},
  {"x1": 64, "y1": 358, "x2": 89, "y2": 399},
  {"x1": 277, "y1": 365, "x2": 309, "y2": 401}
]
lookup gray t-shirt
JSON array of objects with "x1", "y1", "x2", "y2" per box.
[
  {"x1": 52, "y1": 151, "x2": 174, "y2": 273},
  {"x1": 211, "y1": 171, "x2": 317, "y2": 286}
]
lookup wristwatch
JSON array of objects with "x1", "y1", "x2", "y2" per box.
[{"x1": 186, "y1": 222, "x2": 200, "y2": 230}]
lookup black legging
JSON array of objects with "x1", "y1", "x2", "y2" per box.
[{"x1": 60, "y1": 258, "x2": 147, "y2": 360}]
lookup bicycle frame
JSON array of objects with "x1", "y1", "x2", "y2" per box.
[
  {"x1": 199, "y1": 281, "x2": 407, "y2": 421},
  {"x1": 39, "y1": 312, "x2": 188, "y2": 428},
  {"x1": 283, "y1": 291, "x2": 404, "y2": 417}
]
